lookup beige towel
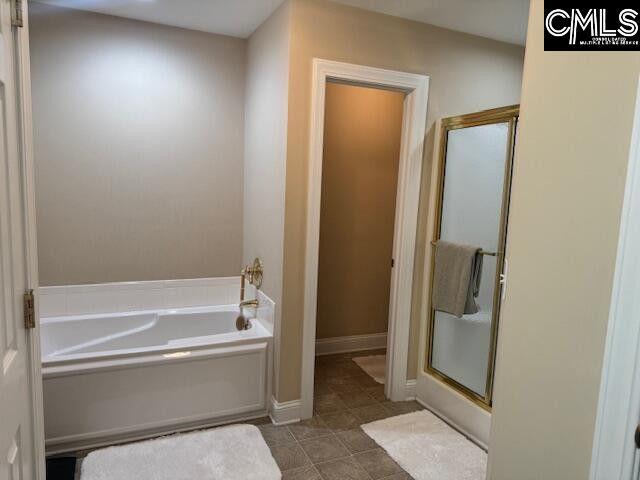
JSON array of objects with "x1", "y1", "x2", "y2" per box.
[{"x1": 432, "y1": 240, "x2": 483, "y2": 318}]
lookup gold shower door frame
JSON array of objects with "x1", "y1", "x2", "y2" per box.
[{"x1": 425, "y1": 105, "x2": 519, "y2": 410}]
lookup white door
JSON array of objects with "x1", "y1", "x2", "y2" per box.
[
  {"x1": 0, "y1": 0, "x2": 38, "y2": 479},
  {"x1": 589, "y1": 78, "x2": 640, "y2": 480}
]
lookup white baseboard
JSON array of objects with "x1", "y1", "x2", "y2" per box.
[
  {"x1": 45, "y1": 410, "x2": 268, "y2": 455},
  {"x1": 405, "y1": 379, "x2": 417, "y2": 401},
  {"x1": 269, "y1": 397, "x2": 301, "y2": 425},
  {"x1": 315, "y1": 333, "x2": 387, "y2": 356}
]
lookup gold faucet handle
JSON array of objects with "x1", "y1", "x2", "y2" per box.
[
  {"x1": 239, "y1": 299, "x2": 259, "y2": 310},
  {"x1": 245, "y1": 258, "x2": 263, "y2": 289}
]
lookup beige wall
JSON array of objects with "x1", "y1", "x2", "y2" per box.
[
  {"x1": 243, "y1": 1, "x2": 291, "y2": 307},
  {"x1": 277, "y1": 0, "x2": 524, "y2": 401},
  {"x1": 316, "y1": 83, "x2": 404, "y2": 340},
  {"x1": 243, "y1": 1, "x2": 292, "y2": 396},
  {"x1": 30, "y1": 3, "x2": 246, "y2": 285},
  {"x1": 488, "y1": 1, "x2": 640, "y2": 478}
]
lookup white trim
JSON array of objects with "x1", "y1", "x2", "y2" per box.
[
  {"x1": 414, "y1": 396, "x2": 488, "y2": 451},
  {"x1": 404, "y1": 379, "x2": 417, "y2": 401},
  {"x1": 46, "y1": 405, "x2": 266, "y2": 449},
  {"x1": 315, "y1": 333, "x2": 387, "y2": 356},
  {"x1": 590, "y1": 77, "x2": 640, "y2": 480},
  {"x1": 269, "y1": 397, "x2": 301, "y2": 426},
  {"x1": 301, "y1": 58, "x2": 429, "y2": 418},
  {"x1": 416, "y1": 370, "x2": 490, "y2": 447},
  {"x1": 45, "y1": 410, "x2": 269, "y2": 456},
  {"x1": 17, "y1": 5, "x2": 46, "y2": 479}
]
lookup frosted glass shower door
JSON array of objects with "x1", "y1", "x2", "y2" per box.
[{"x1": 429, "y1": 117, "x2": 515, "y2": 403}]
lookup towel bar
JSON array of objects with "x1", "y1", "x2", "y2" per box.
[{"x1": 430, "y1": 240, "x2": 498, "y2": 257}]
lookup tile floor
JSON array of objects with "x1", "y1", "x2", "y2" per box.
[
  {"x1": 255, "y1": 350, "x2": 422, "y2": 480},
  {"x1": 65, "y1": 349, "x2": 422, "y2": 480}
]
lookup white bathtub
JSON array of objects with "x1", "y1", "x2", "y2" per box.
[{"x1": 41, "y1": 302, "x2": 273, "y2": 453}]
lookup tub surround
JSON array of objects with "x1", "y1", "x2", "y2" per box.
[
  {"x1": 39, "y1": 277, "x2": 275, "y2": 454},
  {"x1": 39, "y1": 277, "x2": 242, "y2": 317}
]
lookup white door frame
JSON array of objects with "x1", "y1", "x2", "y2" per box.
[
  {"x1": 16, "y1": 4, "x2": 46, "y2": 479},
  {"x1": 590, "y1": 77, "x2": 640, "y2": 480},
  {"x1": 301, "y1": 59, "x2": 429, "y2": 417}
]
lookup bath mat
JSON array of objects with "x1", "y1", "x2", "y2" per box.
[
  {"x1": 361, "y1": 410, "x2": 487, "y2": 480},
  {"x1": 80, "y1": 424, "x2": 281, "y2": 480},
  {"x1": 352, "y1": 354, "x2": 386, "y2": 383}
]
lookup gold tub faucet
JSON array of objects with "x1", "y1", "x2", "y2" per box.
[
  {"x1": 236, "y1": 259, "x2": 263, "y2": 331},
  {"x1": 239, "y1": 258, "x2": 263, "y2": 305}
]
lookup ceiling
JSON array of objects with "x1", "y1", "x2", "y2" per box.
[
  {"x1": 34, "y1": 0, "x2": 286, "y2": 38},
  {"x1": 331, "y1": 0, "x2": 529, "y2": 45},
  {"x1": 34, "y1": 0, "x2": 529, "y2": 45}
]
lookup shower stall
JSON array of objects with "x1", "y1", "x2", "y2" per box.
[{"x1": 425, "y1": 105, "x2": 519, "y2": 411}]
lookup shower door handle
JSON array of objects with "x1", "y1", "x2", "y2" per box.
[{"x1": 499, "y1": 259, "x2": 508, "y2": 302}]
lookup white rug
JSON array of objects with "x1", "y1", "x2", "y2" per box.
[
  {"x1": 361, "y1": 410, "x2": 487, "y2": 480},
  {"x1": 80, "y1": 424, "x2": 281, "y2": 480},
  {"x1": 352, "y1": 354, "x2": 386, "y2": 384}
]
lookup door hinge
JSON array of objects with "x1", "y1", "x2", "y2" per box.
[
  {"x1": 23, "y1": 289, "x2": 35, "y2": 329},
  {"x1": 11, "y1": 0, "x2": 23, "y2": 28},
  {"x1": 391, "y1": 258, "x2": 395, "y2": 268}
]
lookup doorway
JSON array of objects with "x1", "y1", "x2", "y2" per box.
[
  {"x1": 314, "y1": 81, "x2": 404, "y2": 402},
  {"x1": 301, "y1": 59, "x2": 430, "y2": 418}
]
